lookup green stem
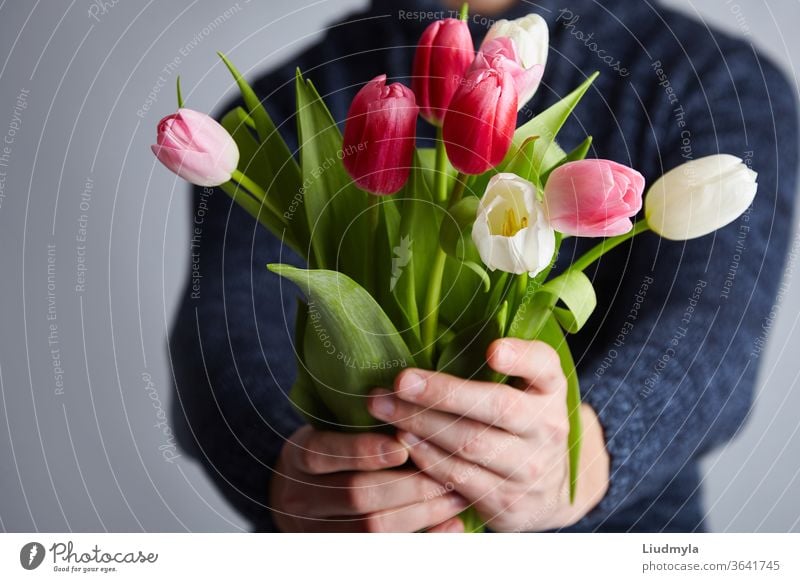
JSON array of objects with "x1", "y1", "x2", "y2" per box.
[
  {"x1": 434, "y1": 127, "x2": 448, "y2": 204},
  {"x1": 230, "y1": 169, "x2": 282, "y2": 218},
  {"x1": 449, "y1": 174, "x2": 467, "y2": 208},
  {"x1": 459, "y1": 2, "x2": 469, "y2": 21},
  {"x1": 421, "y1": 248, "x2": 447, "y2": 364},
  {"x1": 366, "y1": 194, "x2": 380, "y2": 294},
  {"x1": 567, "y1": 220, "x2": 650, "y2": 274}
]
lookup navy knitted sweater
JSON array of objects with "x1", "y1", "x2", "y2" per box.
[{"x1": 169, "y1": 0, "x2": 799, "y2": 532}]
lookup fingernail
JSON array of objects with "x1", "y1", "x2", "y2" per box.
[
  {"x1": 371, "y1": 393, "x2": 395, "y2": 419},
  {"x1": 494, "y1": 341, "x2": 516, "y2": 367},
  {"x1": 398, "y1": 431, "x2": 422, "y2": 448},
  {"x1": 379, "y1": 441, "x2": 403, "y2": 464},
  {"x1": 400, "y1": 371, "x2": 426, "y2": 397}
]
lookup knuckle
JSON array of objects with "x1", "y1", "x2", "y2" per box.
[
  {"x1": 547, "y1": 418, "x2": 570, "y2": 443},
  {"x1": 298, "y1": 447, "x2": 326, "y2": 474}
]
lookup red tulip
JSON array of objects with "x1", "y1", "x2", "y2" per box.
[
  {"x1": 412, "y1": 18, "x2": 475, "y2": 126},
  {"x1": 442, "y1": 65, "x2": 518, "y2": 175},
  {"x1": 473, "y1": 37, "x2": 544, "y2": 110},
  {"x1": 342, "y1": 75, "x2": 419, "y2": 195}
]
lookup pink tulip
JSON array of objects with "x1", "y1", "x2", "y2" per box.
[
  {"x1": 151, "y1": 108, "x2": 239, "y2": 187},
  {"x1": 342, "y1": 75, "x2": 419, "y2": 195},
  {"x1": 412, "y1": 18, "x2": 475, "y2": 126},
  {"x1": 473, "y1": 37, "x2": 544, "y2": 110},
  {"x1": 442, "y1": 65, "x2": 517, "y2": 175},
  {"x1": 543, "y1": 159, "x2": 645, "y2": 237}
]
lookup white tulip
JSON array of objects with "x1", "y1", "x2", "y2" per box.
[
  {"x1": 472, "y1": 173, "x2": 556, "y2": 276},
  {"x1": 482, "y1": 13, "x2": 549, "y2": 71},
  {"x1": 645, "y1": 154, "x2": 758, "y2": 240}
]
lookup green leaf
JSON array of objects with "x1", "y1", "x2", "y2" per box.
[
  {"x1": 505, "y1": 137, "x2": 541, "y2": 185},
  {"x1": 437, "y1": 302, "x2": 507, "y2": 382},
  {"x1": 507, "y1": 72, "x2": 599, "y2": 178},
  {"x1": 374, "y1": 198, "x2": 424, "y2": 362},
  {"x1": 218, "y1": 55, "x2": 305, "y2": 246},
  {"x1": 295, "y1": 70, "x2": 369, "y2": 276},
  {"x1": 541, "y1": 136, "x2": 593, "y2": 184},
  {"x1": 218, "y1": 181, "x2": 298, "y2": 252},
  {"x1": 535, "y1": 315, "x2": 582, "y2": 503},
  {"x1": 542, "y1": 270, "x2": 597, "y2": 334},
  {"x1": 268, "y1": 264, "x2": 414, "y2": 428}
]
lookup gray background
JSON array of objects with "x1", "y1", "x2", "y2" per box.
[{"x1": 0, "y1": 0, "x2": 798, "y2": 532}]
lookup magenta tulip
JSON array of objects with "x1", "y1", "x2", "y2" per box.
[
  {"x1": 442, "y1": 65, "x2": 518, "y2": 175},
  {"x1": 342, "y1": 75, "x2": 419, "y2": 195},
  {"x1": 151, "y1": 108, "x2": 239, "y2": 187},
  {"x1": 473, "y1": 37, "x2": 544, "y2": 110},
  {"x1": 412, "y1": 18, "x2": 475, "y2": 126},
  {"x1": 543, "y1": 159, "x2": 646, "y2": 237}
]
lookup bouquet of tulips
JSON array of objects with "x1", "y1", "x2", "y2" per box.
[{"x1": 152, "y1": 6, "x2": 757, "y2": 531}]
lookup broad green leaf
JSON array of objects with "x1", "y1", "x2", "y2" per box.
[
  {"x1": 295, "y1": 70, "x2": 369, "y2": 277},
  {"x1": 543, "y1": 270, "x2": 597, "y2": 334},
  {"x1": 535, "y1": 315, "x2": 582, "y2": 503},
  {"x1": 289, "y1": 360, "x2": 340, "y2": 431},
  {"x1": 507, "y1": 72, "x2": 599, "y2": 178},
  {"x1": 439, "y1": 197, "x2": 490, "y2": 292},
  {"x1": 268, "y1": 264, "x2": 414, "y2": 428}
]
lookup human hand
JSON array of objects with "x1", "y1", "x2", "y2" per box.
[
  {"x1": 367, "y1": 338, "x2": 610, "y2": 532},
  {"x1": 269, "y1": 425, "x2": 468, "y2": 532}
]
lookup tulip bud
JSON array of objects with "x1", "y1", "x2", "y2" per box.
[
  {"x1": 443, "y1": 66, "x2": 517, "y2": 175},
  {"x1": 151, "y1": 108, "x2": 239, "y2": 187},
  {"x1": 483, "y1": 13, "x2": 549, "y2": 71},
  {"x1": 472, "y1": 173, "x2": 556, "y2": 276},
  {"x1": 544, "y1": 159, "x2": 645, "y2": 237},
  {"x1": 645, "y1": 154, "x2": 758, "y2": 240},
  {"x1": 412, "y1": 18, "x2": 475, "y2": 126},
  {"x1": 341, "y1": 75, "x2": 419, "y2": 195},
  {"x1": 475, "y1": 37, "x2": 544, "y2": 109}
]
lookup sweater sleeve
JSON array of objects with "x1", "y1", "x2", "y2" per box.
[
  {"x1": 168, "y1": 77, "x2": 305, "y2": 531},
  {"x1": 574, "y1": 45, "x2": 798, "y2": 529}
]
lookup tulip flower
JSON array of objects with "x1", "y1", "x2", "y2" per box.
[
  {"x1": 151, "y1": 108, "x2": 239, "y2": 187},
  {"x1": 544, "y1": 159, "x2": 645, "y2": 237},
  {"x1": 475, "y1": 37, "x2": 544, "y2": 108},
  {"x1": 472, "y1": 173, "x2": 555, "y2": 276},
  {"x1": 645, "y1": 154, "x2": 758, "y2": 240},
  {"x1": 342, "y1": 75, "x2": 419, "y2": 195},
  {"x1": 443, "y1": 66, "x2": 517, "y2": 175},
  {"x1": 483, "y1": 13, "x2": 549, "y2": 71},
  {"x1": 412, "y1": 18, "x2": 475, "y2": 126}
]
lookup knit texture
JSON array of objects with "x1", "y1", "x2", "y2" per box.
[{"x1": 168, "y1": 0, "x2": 799, "y2": 532}]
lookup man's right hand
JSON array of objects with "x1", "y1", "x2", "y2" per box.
[{"x1": 269, "y1": 425, "x2": 467, "y2": 532}]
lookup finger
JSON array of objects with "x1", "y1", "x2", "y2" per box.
[
  {"x1": 426, "y1": 516, "x2": 465, "y2": 533},
  {"x1": 398, "y1": 430, "x2": 504, "y2": 515},
  {"x1": 290, "y1": 426, "x2": 408, "y2": 475},
  {"x1": 369, "y1": 389, "x2": 523, "y2": 477},
  {"x1": 391, "y1": 368, "x2": 540, "y2": 434},
  {"x1": 360, "y1": 493, "x2": 468, "y2": 533},
  {"x1": 486, "y1": 338, "x2": 567, "y2": 395},
  {"x1": 294, "y1": 470, "x2": 449, "y2": 517}
]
